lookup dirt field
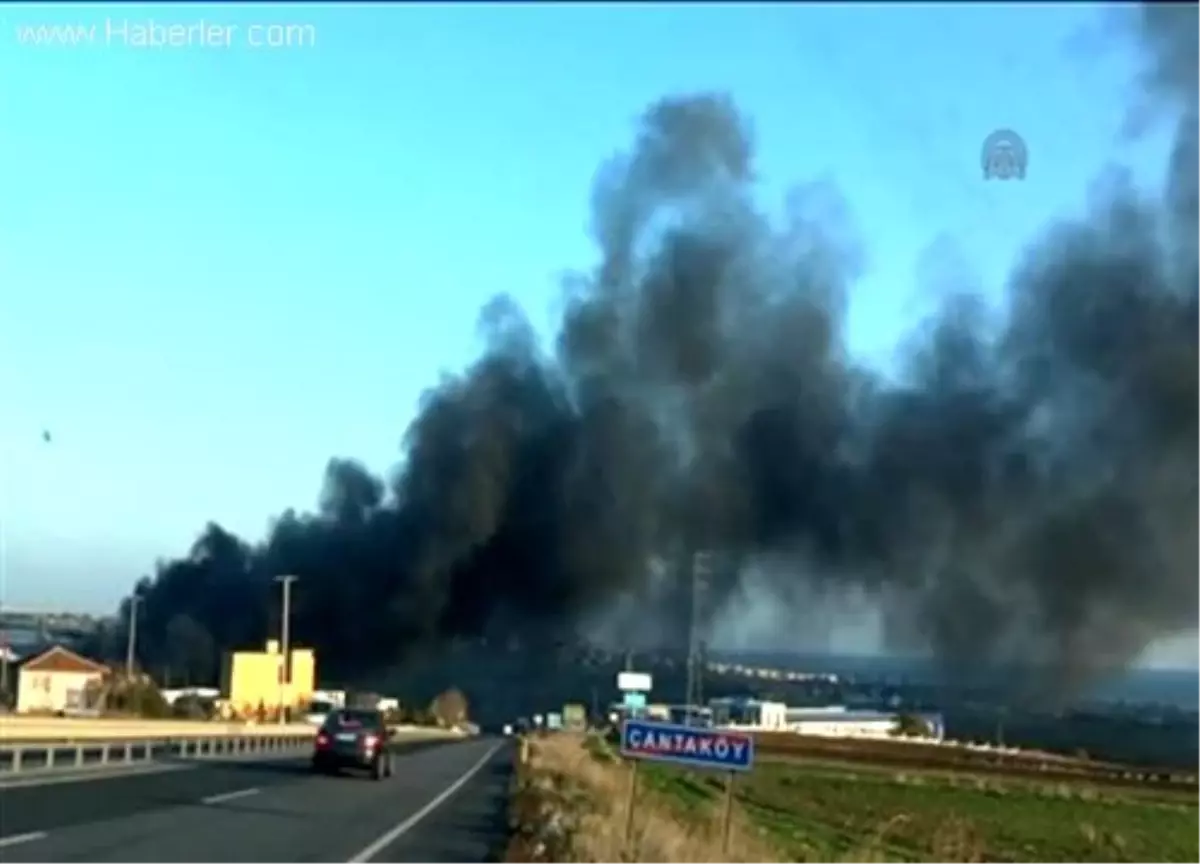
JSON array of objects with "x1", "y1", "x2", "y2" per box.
[
  {"x1": 508, "y1": 733, "x2": 1199, "y2": 863},
  {"x1": 751, "y1": 731, "x2": 1198, "y2": 791}
]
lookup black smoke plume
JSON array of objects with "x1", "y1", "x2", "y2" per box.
[{"x1": 113, "y1": 6, "x2": 1196, "y2": 695}]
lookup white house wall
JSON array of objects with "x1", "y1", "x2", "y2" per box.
[{"x1": 17, "y1": 669, "x2": 102, "y2": 713}]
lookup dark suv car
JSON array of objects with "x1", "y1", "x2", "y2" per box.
[{"x1": 312, "y1": 708, "x2": 395, "y2": 780}]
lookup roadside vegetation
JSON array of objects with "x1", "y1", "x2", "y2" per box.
[
  {"x1": 28, "y1": 671, "x2": 469, "y2": 729},
  {"x1": 506, "y1": 732, "x2": 1199, "y2": 863},
  {"x1": 506, "y1": 732, "x2": 781, "y2": 863}
]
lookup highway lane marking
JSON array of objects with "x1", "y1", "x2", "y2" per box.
[
  {"x1": 201, "y1": 786, "x2": 260, "y2": 805},
  {"x1": 346, "y1": 741, "x2": 504, "y2": 863},
  {"x1": 0, "y1": 831, "x2": 48, "y2": 849},
  {"x1": 0, "y1": 752, "x2": 308, "y2": 792},
  {"x1": 0, "y1": 762, "x2": 194, "y2": 791}
]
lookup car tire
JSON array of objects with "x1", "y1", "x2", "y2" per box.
[
  {"x1": 385, "y1": 754, "x2": 394, "y2": 778},
  {"x1": 370, "y1": 756, "x2": 384, "y2": 781}
]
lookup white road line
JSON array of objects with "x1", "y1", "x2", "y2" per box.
[
  {"x1": 0, "y1": 831, "x2": 48, "y2": 849},
  {"x1": 201, "y1": 786, "x2": 260, "y2": 805},
  {"x1": 346, "y1": 741, "x2": 503, "y2": 863}
]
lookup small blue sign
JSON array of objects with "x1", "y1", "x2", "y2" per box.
[
  {"x1": 620, "y1": 719, "x2": 754, "y2": 772},
  {"x1": 622, "y1": 691, "x2": 647, "y2": 709}
]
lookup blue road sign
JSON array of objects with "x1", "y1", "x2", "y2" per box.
[{"x1": 620, "y1": 719, "x2": 754, "y2": 772}]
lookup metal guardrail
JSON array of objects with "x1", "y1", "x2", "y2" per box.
[
  {"x1": 0, "y1": 732, "x2": 315, "y2": 775},
  {"x1": 0, "y1": 716, "x2": 318, "y2": 741}
]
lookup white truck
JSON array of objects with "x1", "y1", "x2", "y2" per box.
[{"x1": 304, "y1": 689, "x2": 347, "y2": 726}]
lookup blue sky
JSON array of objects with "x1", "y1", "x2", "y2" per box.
[{"x1": 0, "y1": 3, "x2": 1191, "y2": 666}]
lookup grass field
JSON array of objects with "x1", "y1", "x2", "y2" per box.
[
  {"x1": 510, "y1": 733, "x2": 1198, "y2": 862},
  {"x1": 509, "y1": 733, "x2": 783, "y2": 863},
  {"x1": 750, "y1": 731, "x2": 1197, "y2": 790},
  {"x1": 639, "y1": 755, "x2": 1199, "y2": 862}
]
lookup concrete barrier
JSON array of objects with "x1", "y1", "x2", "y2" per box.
[
  {"x1": 0, "y1": 717, "x2": 317, "y2": 741},
  {"x1": 0, "y1": 716, "x2": 470, "y2": 742},
  {"x1": 0, "y1": 725, "x2": 468, "y2": 776}
]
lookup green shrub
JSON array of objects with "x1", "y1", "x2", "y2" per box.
[
  {"x1": 172, "y1": 693, "x2": 216, "y2": 720},
  {"x1": 103, "y1": 676, "x2": 171, "y2": 718}
]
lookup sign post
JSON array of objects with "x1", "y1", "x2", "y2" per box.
[
  {"x1": 721, "y1": 772, "x2": 736, "y2": 856},
  {"x1": 622, "y1": 760, "x2": 639, "y2": 850},
  {"x1": 618, "y1": 718, "x2": 755, "y2": 858}
]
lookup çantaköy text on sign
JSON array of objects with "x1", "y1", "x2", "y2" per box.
[{"x1": 620, "y1": 719, "x2": 754, "y2": 771}]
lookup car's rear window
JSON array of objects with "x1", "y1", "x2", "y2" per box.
[{"x1": 327, "y1": 709, "x2": 380, "y2": 729}]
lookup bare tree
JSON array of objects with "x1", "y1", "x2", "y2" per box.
[{"x1": 429, "y1": 687, "x2": 469, "y2": 727}]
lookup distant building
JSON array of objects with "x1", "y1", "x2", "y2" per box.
[
  {"x1": 16, "y1": 645, "x2": 107, "y2": 714},
  {"x1": 0, "y1": 608, "x2": 102, "y2": 653},
  {"x1": 706, "y1": 698, "x2": 945, "y2": 741},
  {"x1": 710, "y1": 697, "x2": 788, "y2": 730},
  {"x1": 666, "y1": 704, "x2": 715, "y2": 727},
  {"x1": 221, "y1": 639, "x2": 315, "y2": 718},
  {"x1": 615, "y1": 702, "x2": 717, "y2": 727},
  {"x1": 784, "y1": 707, "x2": 945, "y2": 741}
]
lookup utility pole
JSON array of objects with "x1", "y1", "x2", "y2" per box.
[
  {"x1": 125, "y1": 595, "x2": 141, "y2": 679},
  {"x1": 685, "y1": 550, "x2": 710, "y2": 724},
  {"x1": 275, "y1": 575, "x2": 297, "y2": 724}
]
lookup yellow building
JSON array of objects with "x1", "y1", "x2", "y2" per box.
[{"x1": 221, "y1": 639, "x2": 315, "y2": 718}]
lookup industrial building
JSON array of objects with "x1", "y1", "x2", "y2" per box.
[
  {"x1": 708, "y1": 698, "x2": 945, "y2": 741},
  {"x1": 784, "y1": 707, "x2": 937, "y2": 740},
  {"x1": 656, "y1": 704, "x2": 716, "y2": 726},
  {"x1": 220, "y1": 639, "x2": 315, "y2": 719},
  {"x1": 611, "y1": 690, "x2": 945, "y2": 743}
]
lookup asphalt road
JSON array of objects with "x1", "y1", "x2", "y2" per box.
[{"x1": 0, "y1": 737, "x2": 512, "y2": 862}]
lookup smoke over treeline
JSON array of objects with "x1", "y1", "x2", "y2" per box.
[{"x1": 108, "y1": 6, "x2": 1196, "y2": 695}]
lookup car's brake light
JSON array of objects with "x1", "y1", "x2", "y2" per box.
[
  {"x1": 316, "y1": 732, "x2": 331, "y2": 749},
  {"x1": 363, "y1": 734, "x2": 379, "y2": 749}
]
